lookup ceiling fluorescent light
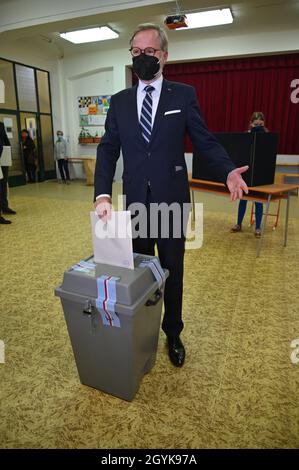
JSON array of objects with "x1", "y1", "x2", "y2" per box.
[
  {"x1": 179, "y1": 8, "x2": 233, "y2": 30},
  {"x1": 60, "y1": 26, "x2": 118, "y2": 44}
]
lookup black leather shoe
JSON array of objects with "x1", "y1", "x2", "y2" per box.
[
  {"x1": 167, "y1": 336, "x2": 185, "y2": 367},
  {"x1": 0, "y1": 216, "x2": 12, "y2": 224},
  {"x1": 3, "y1": 208, "x2": 16, "y2": 215}
]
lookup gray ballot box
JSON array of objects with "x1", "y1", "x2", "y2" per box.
[{"x1": 55, "y1": 254, "x2": 168, "y2": 401}]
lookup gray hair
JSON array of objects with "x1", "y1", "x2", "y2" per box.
[{"x1": 129, "y1": 23, "x2": 168, "y2": 51}]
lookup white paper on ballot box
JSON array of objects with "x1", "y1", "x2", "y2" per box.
[{"x1": 90, "y1": 211, "x2": 134, "y2": 269}]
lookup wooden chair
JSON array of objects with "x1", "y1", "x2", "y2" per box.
[{"x1": 249, "y1": 200, "x2": 281, "y2": 230}]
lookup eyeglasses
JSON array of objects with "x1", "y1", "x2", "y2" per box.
[{"x1": 129, "y1": 47, "x2": 161, "y2": 57}]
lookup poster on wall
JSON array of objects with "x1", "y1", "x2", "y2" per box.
[
  {"x1": 78, "y1": 95, "x2": 111, "y2": 126},
  {"x1": 25, "y1": 117, "x2": 37, "y2": 140},
  {"x1": 3, "y1": 117, "x2": 13, "y2": 138}
]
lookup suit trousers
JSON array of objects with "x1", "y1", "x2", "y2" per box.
[
  {"x1": 0, "y1": 166, "x2": 9, "y2": 211},
  {"x1": 25, "y1": 162, "x2": 36, "y2": 183},
  {"x1": 57, "y1": 159, "x2": 70, "y2": 181},
  {"x1": 132, "y1": 188, "x2": 186, "y2": 337}
]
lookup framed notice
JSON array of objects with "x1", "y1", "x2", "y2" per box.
[
  {"x1": 25, "y1": 117, "x2": 37, "y2": 139},
  {"x1": 3, "y1": 117, "x2": 13, "y2": 138},
  {"x1": 78, "y1": 95, "x2": 111, "y2": 126}
]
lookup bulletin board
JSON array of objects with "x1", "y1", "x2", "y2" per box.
[{"x1": 78, "y1": 95, "x2": 111, "y2": 126}]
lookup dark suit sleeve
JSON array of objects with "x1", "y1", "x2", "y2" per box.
[
  {"x1": 3, "y1": 131, "x2": 10, "y2": 147},
  {"x1": 186, "y1": 87, "x2": 235, "y2": 183},
  {"x1": 94, "y1": 96, "x2": 121, "y2": 200},
  {"x1": 0, "y1": 122, "x2": 10, "y2": 157},
  {"x1": 0, "y1": 122, "x2": 10, "y2": 146}
]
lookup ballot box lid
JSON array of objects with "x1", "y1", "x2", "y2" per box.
[{"x1": 55, "y1": 254, "x2": 167, "y2": 307}]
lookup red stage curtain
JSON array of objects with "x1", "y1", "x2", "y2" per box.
[{"x1": 162, "y1": 53, "x2": 299, "y2": 154}]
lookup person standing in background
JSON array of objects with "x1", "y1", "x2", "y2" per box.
[
  {"x1": 54, "y1": 130, "x2": 70, "y2": 184},
  {"x1": 230, "y1": 112, "x2": 269, "y2": 238},
  {"x1": 21, "y1": 129, "x2": 37, "y2": 183},
  {"x1": 0, "y1": 121, "x2": 16, "y2": 224}
]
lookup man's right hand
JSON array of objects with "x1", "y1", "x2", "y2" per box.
[{"x1": 94, "y1": 196, "x2": 112, "y2": 223}]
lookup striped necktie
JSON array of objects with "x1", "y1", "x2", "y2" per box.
[{"x1": 140, "y1": 85, "x2": 155, "y2": 144}]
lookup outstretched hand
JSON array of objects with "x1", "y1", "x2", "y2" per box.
[{"x1": 226, "y1": 166, "x2": 249, "y2": 201}]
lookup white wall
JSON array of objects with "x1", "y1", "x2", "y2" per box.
[
  {"x1": 66, "y1": 67, "x2": 114, "y2": 179},
  {"x1": 277, "y1": 155, "x2": 299, "y2": 164},
  {"x1": 69, "y1": 67, "x2": 112, "y2": 154},
  {"x1": 0, "y1": 0, "x2": 172, "y2": 32},
  {"x1": 59, "y1": 48, "x2": 130, "y2": 178},
  {"x1": 167, "y1": 29, "x2": 299, "y2": 62}
]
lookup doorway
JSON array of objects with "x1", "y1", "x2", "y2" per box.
[
  {"x1": 0, "y1": 112, "x2": 25, "y2": 186},
  {"x1": 20, "y1": 112, "x2": 42, "y2": 182}
]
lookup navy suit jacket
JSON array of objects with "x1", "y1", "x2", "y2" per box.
[{"x1": 94, "y1": 79, "x2": 235, "y2": 207}]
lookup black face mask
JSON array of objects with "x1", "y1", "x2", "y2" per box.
[
  {"x1": 132, "y1": 54, "x2": 160, "y2": 81},
  {"x1": 251, "y1": 125, "x2": 265, "y2": 133}
]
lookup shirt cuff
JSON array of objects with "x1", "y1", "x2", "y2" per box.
[{"x1": 96, "y1": 194, "x2": 111, "y2": 200}]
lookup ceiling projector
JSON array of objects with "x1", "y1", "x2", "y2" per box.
[{"x1": 164, "y1": 14, "x2": 188, "y2": 29}]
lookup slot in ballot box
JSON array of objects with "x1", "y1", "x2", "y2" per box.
[
  {"x1": 192, "y1": 132, "x2": 279, "y2": 186},
  {"x1": 55, "y1": 254, "x2": 168, "y2": 401}
]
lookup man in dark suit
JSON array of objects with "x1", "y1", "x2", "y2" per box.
[
  {"x1": 94, "y1": 24, "x2": 248, "y2": 367},
  {"x1": 0, "y1": 121, "x2": 16, "y2": 224}
]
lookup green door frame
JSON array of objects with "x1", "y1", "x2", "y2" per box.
[{"x1": 0, "y1": 57, "x2": 56, "y2": 187}]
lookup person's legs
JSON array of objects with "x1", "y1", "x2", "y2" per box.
[
  {"x1": 157, "y1": 201, "x2": 187, "y2": 367},
  {"x1": 157, "y1": 236, "x2": 185, "y2": 337},
  {"x1": 31, "y1": 165, "x2": 37, "y2": 183},
  {"x1": 0, "y1": 166, "x2": 16, "y2": 213},
  {"x1": 157, "y1": 234, "x2": 186, "y2": 367},
  {"x1": 255, "y1": 203, "x2": 263, "y2": 230},
  {"x1": 254, "y1": 202, "x2": 263, "y2": 237},
  {"x1": 57, "y1": 159, "x2": 65, "y2": 181},
  {"x1": 132, "y1": 190, "x2": 186, "y2": 366},
  {"x1": 63, "y1": 159, "x2": 70, "y2": 181},
  {"x1": 0, "y1": 171, "x2": 12, "y2": 224},
  {"x1": 231, "y1": 200, "x2": 247, "y2": 232},
  {"x1": 0, "y1": 166, "x2": 9, "y2": 210},
  {"x1": 25, "y1": 162, "x2": 32, "y2": 182},
  {"x1": 237, "y1": 199, "x2": 247, "y2": 225}
]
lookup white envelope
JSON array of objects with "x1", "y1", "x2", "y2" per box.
[{"x1": 90, "y1": 210, "x2": 134, "y2": 269}]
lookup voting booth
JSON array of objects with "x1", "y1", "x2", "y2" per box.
[{"x1": 192, "y1": 132, "x2": 279, "y2": 186}]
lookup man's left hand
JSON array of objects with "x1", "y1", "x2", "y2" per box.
[{"x1": 226, "y1": 166, "x2": 249, "y2": 201}]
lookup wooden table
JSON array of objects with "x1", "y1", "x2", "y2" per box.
[
  {"x1": 189, "y1": 176, "x2": 299, "y2": 256},
  {"x1": 68, "y1": 157, "x2": 96, "y2": 185}
]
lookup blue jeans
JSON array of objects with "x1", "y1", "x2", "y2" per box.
[{"x1": 237, "y1": 200, "x2": 263, "y2": 230}]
